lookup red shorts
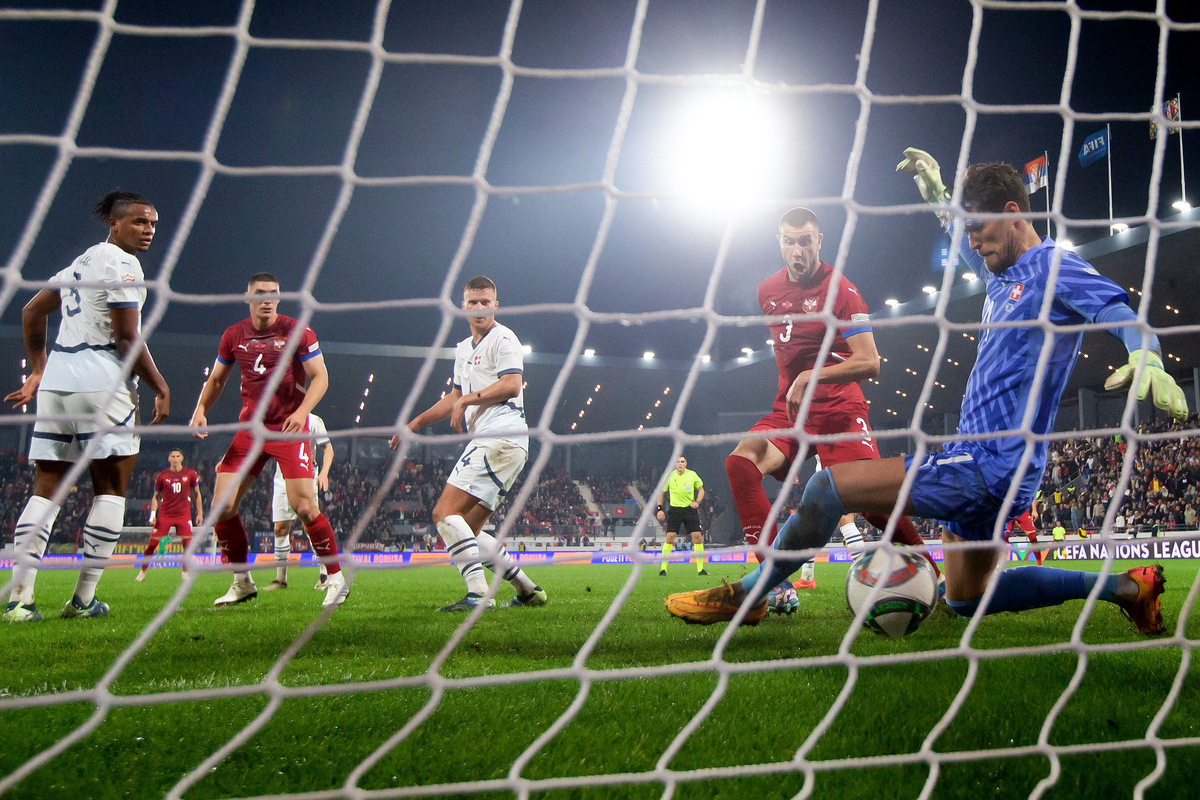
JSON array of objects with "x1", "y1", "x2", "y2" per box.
[
  {"x1": 750, "y1": 403, "x2": 878, "y2": 482},
  {"x1": 154, "y1": 517, "x2": 193, "y2": 537},
  {"x1": 217, "y1": 429, "x2": 316, "y2": 480}
]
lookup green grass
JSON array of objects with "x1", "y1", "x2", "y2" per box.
[{"x1": 1, "y1": 559, "x2": 1198, "y2": 799}]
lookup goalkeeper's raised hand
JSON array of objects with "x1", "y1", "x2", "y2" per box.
[
  {"x1": 896, "y1": 147, "x2": 950, "y2": 206},
  {"x1": 1103, "y1": 349, "x2": 1189, "y2": 421}
]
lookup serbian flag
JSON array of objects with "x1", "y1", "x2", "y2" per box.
[{"x1": 1022, "y1": 155, "x2": 1047, "y2": 195}]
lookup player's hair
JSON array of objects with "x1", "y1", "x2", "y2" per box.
[
  {"x1": 778, "y1": 206, "x2": 820, "y2": 232},
  {"x1": 464, "y1": 275, "x2": 497, "y2": 295},
  {"x1": 92, "y1": 190, "x2": 152, "y2": 222},
  {"x1": 247, "y1": 272, "x2": 279, "y2": 289},
  {"x1": 962, "y1": 163, "x2": 1030, "y2": 214},
  {"x1": 169, "y1": 448, "x2": 183, "y2": 456}
]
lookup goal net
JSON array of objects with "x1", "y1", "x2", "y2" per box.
[{"x1": 1, "y1": 0, "x2": 1198, "y2": 798}]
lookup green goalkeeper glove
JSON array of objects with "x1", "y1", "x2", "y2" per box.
[
  {"x1": 1103, "y1": 349, "x2": 1189, "y2": 421},
  {"x1": 896, "y1": 147, "x2": 950, "y2": 205}
]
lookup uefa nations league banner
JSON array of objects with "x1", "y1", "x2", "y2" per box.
[{"x1": 1051, "y1": 535, "x2": 1200, "y2": 562}]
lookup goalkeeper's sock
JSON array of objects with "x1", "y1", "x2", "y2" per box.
[
  {"x1": 9, "y1": 495, "x2": 60, "y2": 605},
  {"x1": 438, "y1": 516, "x2": 488, "y2": 596},
  {"x1": 659, "y1": 542, "x2": 672, "y2": 573},
  {"x1": 475, "y1": 531, "x2": 536, "y2": 594},
  {"x1": 864, "y1": 513, "x2": 940, "y2": 577},
  {"x1": 726, "y1": 454, "x2": 772, "y2": 562},
  {"x1": 274, "y1": 534, "x2": 291, "y2": 582},
  {"x1": 302, "y1": 514, "x2": 341, "y2": 576},
  {"x1": 799, "y1": 561, "x2": 815, "y2": 583},
  {"x1": 694, "y1": 542, "x2": 706, "y2": 573},
  {"x1": 948, "y1": 567, "x2": 1114, "y2": 617},
  {"x1": 74, "y1": 495, "x2": 125, "y2": 606},
  {"x1": 213, "y1": 516, "x2": 251, "y2": 565},
  {"x1": 741, "y1": 469, "x2": 844, "y2": 593}
]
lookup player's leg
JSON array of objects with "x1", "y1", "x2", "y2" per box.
[
  {"x1": 432, "y1": 483, "x2": 490, "y2": 609},
  {"x1": 661, "y1": 527, "x2": 677, "y2": 575},
  {"x1": 65, "y1": 452, "x2": 138, "y2": 617},
  {"x1": 177, "y1": 521, "x2": 193, "y2": 580},
  {"x1": 691, "y1": 527, "x2": 707, "y2": 575},
  {"x1": 138, "y1": 519, "x2": 168, "y2": 581},
  {"x1": 463, "y1": 505, "x2": 545, "y2": 606},
  {"x1": 210, "y1": 460, "x2": 264, "y2": 606},
  {"x1": 267, "y1": 471, "x2": 294, "y2": 589},
  {"x1": 3, "y1": 461, "x2": 68, "y2": 622},
  {"x1": 286, "y1": 476, "x2": 346, "y2": 607},
  {"x1": 726, "y1": 426, "x2": 791, "y2": 563}
]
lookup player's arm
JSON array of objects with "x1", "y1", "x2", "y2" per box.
[
  {"x1": 191, "y1": 484, "x2": 204, "y2": 525},
  {"x1": 449, "y1": 373, "x2": 521, "y2": 433},
  {"x1": 190, "y1": 358, "x2": 233, "y2": 439},
  {"x1": 316, "y1": 441, "x2": 334, "y2": 492},
  {"x1": 110, "y1": 306, "x2": 170, "y2": 423},
  {"x1": 4, "y1": 289, "x2": 59, "y2": 408},
  {"x1": 785, "y1": 331, "x2": 881, "y2": 421},
  {"x1": 282, "y1": 353, "x2": 328, "y2": 434},
  {"x1": 656, "y1": 486, "x2": 669, "y2": 522},
  {"x1": 150, "y1": 490, "x2": 161, "y2": 525},
  {"x1": 1098, "y1": 301, "x2": 1188, "y2": 421},
  {"x1": 390, "y1": 388, "x2": 462, "y2": 450},
  {"x1": 692, "y1": 483, "x2": 704, "y2": 509}
]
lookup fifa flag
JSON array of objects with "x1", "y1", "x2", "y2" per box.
[
  {"x1": 1077, "y1": 129, "x2": 1108, "y2": 167},
  {"x1": 1022, "y1": 155, "x2": 1048, "y2": 194}
]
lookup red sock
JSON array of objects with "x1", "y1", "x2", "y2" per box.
[
  {"x1": 141, "y1": 532, "x2": 163, "y2": 570},
  {"x1": 1027, "y1": 530, "x2": 1044, "y2": 565},
  {"x1": 303, "y1": 513, "x2": 341, "y2": 575},
  {"x1": 863, "y1": 513, "x2": 940, "y2": 577},
  {"x1": 214, "y1": 516, "x2": 250, "y2": 564},
  {"x1": 726, "y1": 454, "x2": 774, "y2": 563}
]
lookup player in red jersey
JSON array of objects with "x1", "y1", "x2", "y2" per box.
[
  {"x1": 137, "y1": 448, "x2": 203, "y2": 581},
  {"x1": 1005, "y1": 507, "x2": 1044, "y2": 566},
  {"x1": 189, "y1": 273, "x2": 347, "y2": 608},
  {"x1": 723, "y1": 207, "x2": 939, "y2": 606}
]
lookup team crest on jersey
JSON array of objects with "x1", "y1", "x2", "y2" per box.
[
  {"x1": 474, "y1": 355, "x2": 482, "y2": 365},
  {"x1": 1009, "y1": 284, "x2": 1024, "y2": 301},
  {"x1": 274, "y1": 339, "x2": 286, "y2": 350},
  {"x1": 802, "y1": 298, "x2": 820, "y2": 313}
]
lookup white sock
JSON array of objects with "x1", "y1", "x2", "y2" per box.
[
  {"x1": 475, "y1": 531, "x2": 536, "y2": 594},
  {"x1": 9, "y1": 495, "x2": 61, "y2": 605},
  {"x1": 274, "y1": 534, "x2": 291, "y2": 581},
  {"x1": 74, "y1": 495, "x2": 126, "y2": 606},
  {"x1": 437, "y1": 516, "x2": 488, "y2": 596},
  {"x1": 841, "y1": 522, "x2": 864, "y2": 554},
  {"x1": 799, "y1": 560, "x2": 815, "y2": 582}
]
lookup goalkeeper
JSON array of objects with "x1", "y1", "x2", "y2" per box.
[{"x1": 667, "y1": 154, "x2": 1185, "y2": 635}]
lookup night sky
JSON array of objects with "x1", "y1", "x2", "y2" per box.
[{"x1": 1, "y1": 0, "x2": 1197, "y2": 438}]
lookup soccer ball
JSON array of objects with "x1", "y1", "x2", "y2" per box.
[
  {"x1": 767, "y1": 585, "x2": 799, "y2": 615},
  {"x1": 844, "y1": 550, "x2": 938, "y2": 637}
]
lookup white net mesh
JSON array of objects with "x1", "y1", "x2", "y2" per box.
[{"x1": 2, "y1": 1, "x2": 1199, "y2": 798}]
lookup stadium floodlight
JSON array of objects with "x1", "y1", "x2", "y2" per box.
[
  {"x1": 662, "y1": 88, "x2": 784, "y2": 210},
  {"x1": 1059, "y1": 239, "x2": 1075, "y2": 250},
  {"x1": 1111, "y1": 222, "x2": 1130, "y2": 234},
  {"x1": 740, "y1": 347, "x2": 754, "y2": 355},
  {"x1": 583, "y1": 348, "x2": 596, "y2": 357},
  {"x1": 884, "y1": 298, "x2": 900, "y2": 307},
  {"x1": 922, "y1": 286, "x2": 937, "y2": 294},
  {"x1": 1173, "y1": 199, "x2": 1192, "y2": 212},
  {"x1": 522, "y1": 344, "x2": 533, "y2": 354},
  {"x1": 642, "y1": 351, "x2": 655, "y2": 360},
  {"x1": 962, "y1": 271, "x2": 977, "y2": 282},
  {"x1": 701, "y1": 354, "x2": 711, "y2": 363}
]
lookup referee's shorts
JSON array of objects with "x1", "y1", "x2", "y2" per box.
[{"x1": 664, "y1": 507, "x2": 701, "y2": 536}]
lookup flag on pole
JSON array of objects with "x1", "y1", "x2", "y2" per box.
[
  {"x1": 1078, "y1": 129, "x2": 1109, "y2": 166},
  {"x1": 1022, "y1": 155, "x2": 1048, "y2": 194},
  {"x1": 1151, "y1": 97, "x2": 1181, "y2": 139}
]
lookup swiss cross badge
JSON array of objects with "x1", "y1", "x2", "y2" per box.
[
  {"x1": 1009, "y1": 284, "x2": 1024, "y2": 301},
  {"x1": 474, "y1": 355, "x2": 482, "y2": 365}
]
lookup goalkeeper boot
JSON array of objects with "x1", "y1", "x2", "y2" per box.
[
  {"x1": 61, "y1": 595, "x2": 109, "y2": 619},
  {"x1": 262, "y1": 579, "x2": 288, "y2": 591},
  {"x1": 3, "y1": 601, "x2": 43, "y2": 622},
  {"x1": 767, "y1": 585, "x2": 800, "y2": 615},
  {"x1": 321, "y1": 572, "x2": 349, "y2": 607},
  {"x1": 665, "y1": 580, "x2": 767, "y2": 626},
  {"x1": 213, "y1": 577, "x2": 258, "y2": 607},
  {"x1": 1117, "y1": 565, "x2": 1166, "y2": 635},
  {"x1": 504, "y1": 585, "x2": 548, "y2": 607},
  {"x1": 439, "y1": 592, "x2": 494, "y2": 612}
]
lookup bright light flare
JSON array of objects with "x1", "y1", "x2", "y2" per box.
[{"x1": 663, "y1": 89, "x2": 784, "y2": 210}]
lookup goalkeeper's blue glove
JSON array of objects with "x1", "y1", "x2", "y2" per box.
[
  {"x1": 1103, "y1": 349, "x2": 1189, "y2": 421},
  {"x1": 896, "y1": 147, "x2": 950, "y2": 205}
]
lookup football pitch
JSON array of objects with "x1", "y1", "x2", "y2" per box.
[{"x1": 2, "y1": 559, "x2": 1198, "y2": 799}]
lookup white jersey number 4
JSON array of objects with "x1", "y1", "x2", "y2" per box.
[{"x1": 253, "y1": 354, "x2": 267, "y2": 375}]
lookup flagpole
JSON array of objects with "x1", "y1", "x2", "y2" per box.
[
  {"x1": 1179, "y1": 93, "x2": 1187, "y2": 204},
  {"x1": 1044, "y1": 149, "x2": 1050, "y2": 237},
  {"x1": 1106, "y1": 123, "x2": 1114, "y2": 234}
]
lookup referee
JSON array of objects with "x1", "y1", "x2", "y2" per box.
[{"x1": 656, "y1": 456, "x2": 707, "y2": 576}]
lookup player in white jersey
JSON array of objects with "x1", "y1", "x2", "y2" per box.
[
  {"x1": 389, "y1": 276, "x2": 546, "y2": 611},
  {"x1": 3, "y1": 191, "x2": 170, "y2": 622},
  {"x1": 263, "y1": 412, "x2": 334, "y2": 590}
]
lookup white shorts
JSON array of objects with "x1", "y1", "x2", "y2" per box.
[
  {"x1": 447, "y1": 437, "x2": 527, "y2": 512},
  {"x1": 29, "y1": 388, "x2": 139, "y2": 462},
  {"x1": 272, "y1": 469, "x2": 320, "y2": 523}
]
